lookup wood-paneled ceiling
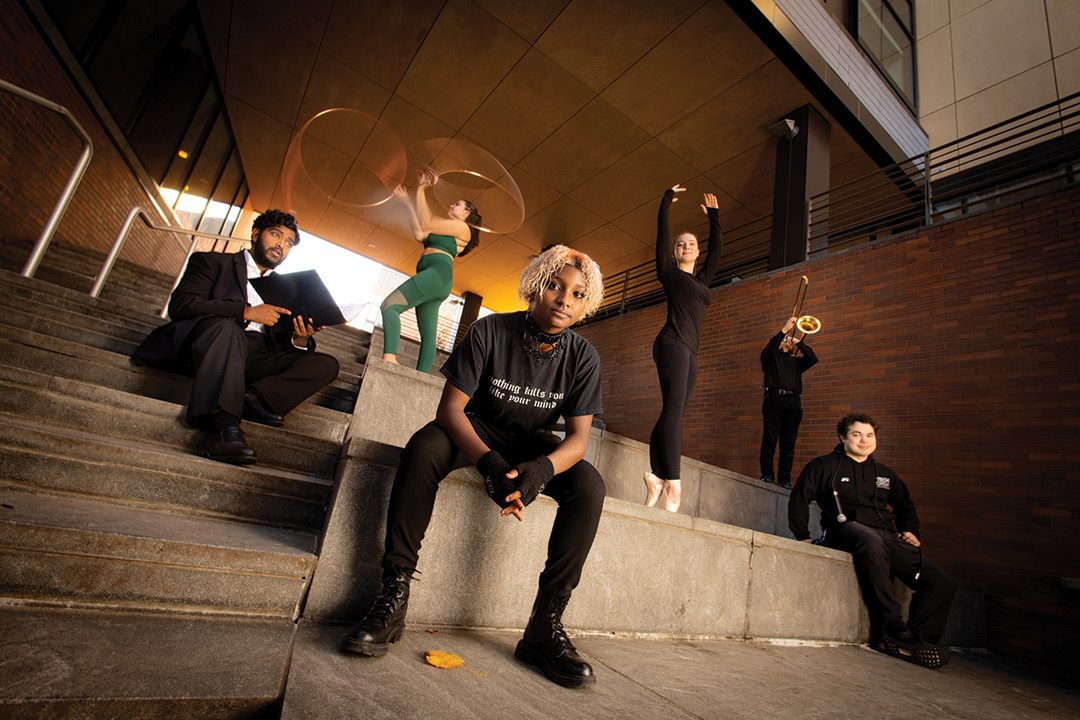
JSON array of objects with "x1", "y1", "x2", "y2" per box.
[{"x1": 198, "y1": 0, "x2": 880, "y2": 312}]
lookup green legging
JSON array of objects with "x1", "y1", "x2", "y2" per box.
[{"x1": 380, "y1": 252, "x2": 454, "y2": 373}]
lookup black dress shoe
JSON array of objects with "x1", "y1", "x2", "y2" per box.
[
  {"x1": 243, "y1": 391, "x2": 284, "y2": 427},
  {"x1": 201, "y1": 426, "x2": 257, "y2": 465}
]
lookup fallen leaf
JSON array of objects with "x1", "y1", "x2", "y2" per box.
[{"x1": 425, "y1": 650, "x2": 487, "y2": 677}]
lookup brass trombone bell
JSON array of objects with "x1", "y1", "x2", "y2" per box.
[{"x1": 796, "y1": 315, "x2": 821, "y2": 334}]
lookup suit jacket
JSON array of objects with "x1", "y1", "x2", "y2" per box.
[{"x1": 133, "y1": 250, "x2": 310, "y2": 371}]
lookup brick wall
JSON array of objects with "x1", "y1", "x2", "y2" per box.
[
  {"x1": 0, "y1": 1, "x2": 189, "y2": 277},
  {"x1": 579, "y1": 187, "x2": 1080, "y2": 671}
]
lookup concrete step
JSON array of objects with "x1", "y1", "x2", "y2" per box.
[
  {"x1": 0, "y1": 271, "x2": 163, "y2": 336},
  {"x1": 0, "y1": 368, "x2": 343, "y2": 477},
  {"x1": 0, "y1": 327, "x2": 354, "y2": 440},
  {"x1": 0, "y1": 488, "x2": 316, "y2": 615},
  {"x1": 0, "y1": 415, "x2": 332, "y2": 531},
  {"x1": 0, "y1": 604, "x2": 293, "y2": 718}
]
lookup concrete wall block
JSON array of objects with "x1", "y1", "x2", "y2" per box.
[
  {"x1": 347, "y1": 358, "x2": 444, "y2": 447},
  {"x1": 303, "y1": 439, "x2": 400, "y2": 621},
  {"x1": 746, "y1": 533, "x2": 868, "y2": 643},
  {"x1": 698, "y1": 467, "x2": 777, "y2": 532}
]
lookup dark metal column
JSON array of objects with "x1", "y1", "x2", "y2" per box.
[
  {"x1": 454, "y1": 291, "x2": 483, "y2": 348},
  {"x1": 770, "y1": 104, "x2": 831, "y2": 270}
]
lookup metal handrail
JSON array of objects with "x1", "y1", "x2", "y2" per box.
[
  {"x1": 100, "y1": 206, "x2": 249, "y2": 317},
  {"x1": 809, "y1": 91, "x2": 1080, "y2": 250},
  {"x1": 1, "y1": 77, "x2": 94, "y2": 279}
]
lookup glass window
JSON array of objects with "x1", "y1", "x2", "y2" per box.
[{"x1": 854, "y1": 0, "x2": 916, "y2": 109}]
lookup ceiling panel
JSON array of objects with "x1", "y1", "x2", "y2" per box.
[
  {"x1": 460, "y1": 49, "x2": 594, "y2": 165},
  {"x1": 569, "y1": 139, "x2": 700, "y2": 221},
  {"x1": 659, "y1": 59, "x2": 815, "y2": 172},
  {"x1": 518, "y1": 98, "x2": 651, "y2": 193},
  {"x1": 320, "y1": 0, "x2": 445, "y2": 92},
  {"x1": 394, "y1": 0, "x2": 530, "y2": 130},
  {"x1": 602, "y1": 0, "x2": 774, "y2": 135},
  {"x1": 534, "y1": 0, "x2": 703, "y2": 91},
  {"x1": 224, "y1": 5, "x2": 318, "y2": 126},
  {"x1": 507, "y1": 196, "x2": 606, "y2": 251}
]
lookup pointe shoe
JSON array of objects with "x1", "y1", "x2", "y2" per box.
[
  {"x1": 643, "y1": 472, "x2": 664, "y2": 507},
  {"x1": 663, "y1": 479, "x2": 681, "y2": 513}
]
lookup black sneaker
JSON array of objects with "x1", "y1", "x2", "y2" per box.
[{"x1": 882, "y1": 636, "x2": 951, "y2": 669}]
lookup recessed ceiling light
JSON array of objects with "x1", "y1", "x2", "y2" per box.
[{"x1": 177, "y1": 150, "x2": 189, "y2": 159}]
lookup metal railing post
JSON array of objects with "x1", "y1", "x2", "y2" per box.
[
  {"x1": 90, "y1": 206, "x2": 141, "y2": 297},
  {"x1": 923, "y1": 151, "x2": 933, "y2": 225},
  {"x1": 618, "y1": 270, "x2": 629, "y2": 315},
  {"x1": 1, "y1": 78, "x2": 95, "y2": 279}
]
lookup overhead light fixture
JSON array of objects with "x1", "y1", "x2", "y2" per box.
[
  {"x1": 177, "y1": 150, "x2": 189, "y2": 159},
  {"x1": 768, "y1": 118, "x2": 799, "y2": 140}
]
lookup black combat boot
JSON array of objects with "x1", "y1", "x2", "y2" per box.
[
  {"x1": 514, "y1": 590, "x2": 595, "y2": 688},
  {"x1": 340, "y1": 567, "x2": 412, "y2": 657}
]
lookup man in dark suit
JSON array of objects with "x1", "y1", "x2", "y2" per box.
[{"x1": 133, "y1": 209, "x2": 339, "y2": 464}]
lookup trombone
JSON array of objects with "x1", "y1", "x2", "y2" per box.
[{"x1": 784, "y1": 276, "x2": 821, "y2": 346}]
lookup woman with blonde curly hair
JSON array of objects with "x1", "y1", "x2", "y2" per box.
[{"x1": 342, "y1": 245, "x2": 606, "y2": 689}]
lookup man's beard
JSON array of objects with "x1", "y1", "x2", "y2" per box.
[{"x1": 251, "y1": 238, "x2": 283, "y2": 269}]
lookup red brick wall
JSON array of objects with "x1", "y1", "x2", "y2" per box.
[
  {"x1": 0, "y1": 1, "x2": 188, "y2": 276},
  {"x1": 579, "y1": 187, "x2": 1080, "y2": 670}
]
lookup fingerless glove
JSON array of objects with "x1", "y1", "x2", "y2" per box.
[
  {"x1": 512, "y1": 456, "x2": 555, "y2": 507},
  {"x1": 476, "y1": 450, "x2": 515, "y2": 508}
]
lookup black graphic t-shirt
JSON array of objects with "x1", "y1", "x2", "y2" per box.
[{"x1": 441, "y1": 311, "x2": 603, "y2": 436}]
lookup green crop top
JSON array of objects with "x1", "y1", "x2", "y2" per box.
[{"x1": 423, "y1": 233, "x2": 459, "y2": 257}]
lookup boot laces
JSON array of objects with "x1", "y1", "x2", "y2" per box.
[{"x1": 367, "y1": 569, "x2": 413, "y2": 623}]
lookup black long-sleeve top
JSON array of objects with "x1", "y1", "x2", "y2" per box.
[
  {"x1": 761, "y1": 332, "x2": 818, "y2": 394},
  {"x1": 788, "y1": 445, "x2": 920, "y2": 540},
  {"x1": 655, "y1": 189, "x2": 723, "y2": 353}
]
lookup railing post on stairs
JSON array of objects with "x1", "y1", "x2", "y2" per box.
[
  {"x1": 91, "y1": 206, "x2": 142, "y2": 298},
  {"x1": 1, "y1": 78, "x2": 94, "y2": 279}
]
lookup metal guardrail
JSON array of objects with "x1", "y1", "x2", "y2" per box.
[
  {"x1": 588, "y1": 91, "x2": 1080, "y2": 324},
  {"x1": 101, "y1": 206, "x2": 250, "y2": 317},
  {"x1": 589, "y1": 214, "x2": 773, "y2": 324},
  {"x1": 1, "y1": 77, "x2": 93, "y2": 279},
  {"x1": 809, "y1": 91, "x2": 1080, "y2": 253}
]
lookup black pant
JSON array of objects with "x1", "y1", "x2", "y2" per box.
[
  {"x1": 184, "y1": 317, "x2": 340, "y2": 426},
  {"x1": 382, "y1": 418, "x2": 606, "y2": 596},
  {"x1": 649, "y1": 331, "x2": 697, "y2": 479},
  {"x1": 759, "y1": 392, "x2": 802, "y2": 484},
  {"x1": 825, "y1": 522, "x2": 956, "y2": 644}
]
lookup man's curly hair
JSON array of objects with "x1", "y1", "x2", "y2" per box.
[
  {"x1": 518, "y1": 245, "x2": 603, "y2": 320},
  {"x1": 252, "y1": 209, "x2": 300, "y2": 244}
]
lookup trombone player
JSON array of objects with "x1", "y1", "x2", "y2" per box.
[{"x1": 760, "y1": 312, "x2": 819, "y2": 490}]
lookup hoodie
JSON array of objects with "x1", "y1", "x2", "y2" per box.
[{"x1": 788, "y1": 444, "x2": 919, "y2": 541}]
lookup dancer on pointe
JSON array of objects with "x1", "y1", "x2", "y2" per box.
[
  {"x1": 382, "y1": 170, "x2": 481, "y2": 373},
  {"x1": 644, "y1": 184, "x2": 722, "y2": 512}
]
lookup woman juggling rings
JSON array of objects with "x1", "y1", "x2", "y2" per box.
[
  {"x1": 382, "y1": 170, "x2": 481, "y2": 373},
  {"x1": 644, "y1": 184, "x2": 723, "y2": 512}
]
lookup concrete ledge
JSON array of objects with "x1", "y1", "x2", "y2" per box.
[
  {"x1": 304, "y1": 436, "x2": 869, "y2": 643},
  {"x1": 352, "y1": 359, "x2": 824, "y2": 539}
]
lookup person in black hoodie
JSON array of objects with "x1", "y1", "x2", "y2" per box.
[
  {"x1": 788, "y1": 413, "x2": 955, "y2": 668},
  {"x1": 759, "y1": 316, "x2": 818, "y2": 489}
]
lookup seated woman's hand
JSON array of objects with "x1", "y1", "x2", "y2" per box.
[
  {"x1": 477, "y1": 450, "x2": 516, "y2": 508},
  {"x1": 510, "y1": 456, "x2": 554, "y2": 508}
]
